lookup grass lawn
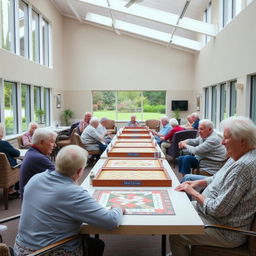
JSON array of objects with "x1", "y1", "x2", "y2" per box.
[{"x1": 93, "y1": 111, "x2": 164, "y2": 121}]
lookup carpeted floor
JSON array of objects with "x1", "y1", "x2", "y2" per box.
[{"x1": 0, "y1": 161, "x2": 181, "y2": 255}]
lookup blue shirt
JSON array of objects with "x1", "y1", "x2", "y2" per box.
[
  {"x1": 158, "y1": 124, "x2": 172, "y2": 136},
  {"x1": 16, "y1": 170, "x2": 123, "y2": 251},
  {"x1": 0, "y1": 139, "x2": 20, "y2": 166},
  {"x1": 192, "y1": 119, "x2": 200, "y2": 129}
]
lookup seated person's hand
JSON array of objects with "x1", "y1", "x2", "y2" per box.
[
  {"x1": 178, "y1": 141, "x2": 186, "y2": 149},
  {"x1": 159, "y1": 136, "x2": 164, "y2": 141}
]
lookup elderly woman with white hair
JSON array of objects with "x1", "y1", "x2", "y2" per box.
[
  {"x1": 19, "y1": 128, "x2": 57, "y2": 196},
  {"x1": 168, "y1": 116, "x2": 256, "y2": 256},
  {"x1": 191, "y1": 112, "x2": 200, "y2": 129},
  {"x1": 81, "y1": 117, "x2": 107, "y2": 153},
  {"x1": 126, "y1": 114, "x2": 140, "y2": 127},
  {"x1": 178, "y1": 119, "x2": 226, "y2": 176},
  {"x1": 160, "y1": 118, "x2": 185, "y2": 158},
  {"x1": 15, "y1": 145, "x2": 124, "y2": 256},
  {"x1": 22, "y1": 122, "x2": 38, "y2": 147},
  {"x1": 151, "y1": 116, "x2": 172, "y2": 144},
  {"x1": 96, "y1": 117, "x2": 112, "y2": 144}
]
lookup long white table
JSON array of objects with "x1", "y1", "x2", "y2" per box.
[{"x1": 80, "y1": 159, "x2": 204, "y2": 255}]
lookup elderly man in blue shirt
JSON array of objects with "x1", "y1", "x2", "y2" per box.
[
  {"x1": 151, "y1": 116, "x2": 172, "y2": 144},
  {"x1": 14, "y1": 145, "x2": 124, "y2": 256}
]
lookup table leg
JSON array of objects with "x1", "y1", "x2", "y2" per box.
[{"x1": 161, "y1": 234, "x2": 166, "y2": 256}]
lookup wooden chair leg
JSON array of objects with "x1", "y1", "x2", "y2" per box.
[{"x1": 3, "y1": 188, "x2": 8, "y2": 210}]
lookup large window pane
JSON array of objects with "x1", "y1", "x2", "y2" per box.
[
  {"x1": 92, "y1": 91, "x2": 166, "y2": 121},
  {"x1": 230, "y1": 81, "x2": 237, "y2": 116},
  {"x1": 31, "y1": 10, "x2": 39, "y2": 63},
  {"x1": 34, "y1": 86, "x2": 43, "y2": 123},
  {"x1": 211, "y1": 86, "x2": 217, "y2": 125},
  {"x1": 21, "y1": 84, "x2": 31, "y2": 131},
  {"x1": 42, "y1": 18, "x2": 49, "y2": 66},
  {"x1": 220, "y1": 83, "x2": 227, "y2": 121},
  {"x1": 44, "y1": 88, "x2": 50, "y2": 126},
  {"x1": 250, "y1": 75, "x2": 256, "y2": 123},
  {"x1": 204, "y1": 88, "x2": 209, "y2": 118},
  {"x1": 4, "y1": 81, "x2": 17, "y2": 135},
  {"x1": 1, "y1": 0, "x2": 15, "y2": 51},
  {"x1": 19, "y1": 0, "x2": 29, "y2": 57}
]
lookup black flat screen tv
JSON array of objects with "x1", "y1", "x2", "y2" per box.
[{"x1": 171, "y1": 100, "x2": 188, "y2": 111}]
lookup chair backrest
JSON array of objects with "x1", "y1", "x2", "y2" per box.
[
  {"x1": 105, "y1": 120, "x2": 115, "y2": 129},
  {"x1": 17, "y1": 135, "x2": 27, "y2": 149},
  {"x1": 248, "y1": 213, "x2": 256, "y2": 255},
  {"x1": 69, "y1": 122, "x2": 79, "y2": 136},
  {"x1": 145, "y1": 119, "x2": 160, "y2": 130},
  {"x1": 74, "y1": 133, "x2": 86, "y2": 148},
  {"x1": 167, "y1": 129, "x2": 198, "y2": 158},
  {"x1": 0, "y1": 243, "x2": 11, "y2": 256},
  {"x1": 0, "y1": 153, "x2": 19, "y2": 188}
]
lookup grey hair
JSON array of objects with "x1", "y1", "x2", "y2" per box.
[
  {"x1": 220, "y1": 116, "x2": 256, "y2": 148},
  {"x1": 56, "y1": 145, "x2": 88, "y2": 177},
  {"x1": 90, "y1": 117, "x2": 99, "y2": 124},
  {"x1": 85, "y1": 112, "x2": 91, "y2": 116},
  {"x1": 199, "y1": 119, "x2": 214, "y2": 129},
  {"x1": 32, "y1": 128, "x2": 57, "y2": 145},
  {"x1": 131, "y1": 114, "x2": 136, "y2": 118},
  {"x1": 160, "y1": 116, "x2": 169, "y2": 122},
  {"x1": 0, "y1": 123, "x2": 5, "y2": 137},
  {"x1": 28, "y1": 122, "x2": 38, "y2": 130},
  {"x1": 192, "y1": 112, "x2": 199, "y2": 119},
  {"x1": 169, "y1": 118, "x2": 179, "y2": 127},
  {"x1": 100, "y1": 117, "x2": 108, "y2": 123}
]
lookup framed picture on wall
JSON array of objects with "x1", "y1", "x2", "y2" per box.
[
  {"x1": 56, "y1": 94, "x2": 61, "y2": 108},
  {"x1": 196, "y1": 96, "x2": 200, "y2": 111}
]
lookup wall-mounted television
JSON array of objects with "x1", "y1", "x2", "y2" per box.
[{"x1": 171, "y1": 100, "x2": 188, "y2": 111}]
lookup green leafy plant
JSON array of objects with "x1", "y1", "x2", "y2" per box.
[
  {"x1": 63, "y1": 109, "x2": 74, "y2": 125},
  {"x1": 173, "y1": 108, "x2": 181, "y2": 122},
  {"x1": 35, "y1": 109, "x2": 45, "y2": 124}
]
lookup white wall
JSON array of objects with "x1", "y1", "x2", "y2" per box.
[
  {"x1": 0, "y1": 0, "x2": 64, "y2": 122},
  {"x1": 195, "y1": 0, "x2": 256, "y2": 115},
  {"x1": 62, "y1": 18, "x2": 196, "y2": 120}
]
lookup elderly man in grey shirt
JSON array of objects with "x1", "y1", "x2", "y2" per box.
[
  {"x1": 14, "y1": 145, "x2": 124, "y2": 256},
  {"x1": 81, "y1": 117, "x2": 107, "y2": 153},
  {"x1": 178, "y1": 119, "x2": 226, "y2": 176},
  {"x1": 168, "y1": 116, "x2": 256, "y2": 256}
]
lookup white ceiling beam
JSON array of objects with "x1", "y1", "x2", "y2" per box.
[
  {"x1": 66, "y1": 0, "x2": 82, "y2": 23},
  {"x1": 106, "y1": 0, "x2": 120, "y2": 35},
  {"x1": 85, "y1": 13, "x2": 203, "y2": 51},
  {"x1": 78, "y1": 0, "x2": 217, "y2": 36}
]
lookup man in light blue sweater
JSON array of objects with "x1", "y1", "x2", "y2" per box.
[{"x1": 14, "y1": 145, "x2": 124, "y2": 256}]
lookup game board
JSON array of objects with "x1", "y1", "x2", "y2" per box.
[
  {"x1": 116, "y1": 139, "x2": 152, "y2": 143},
  {"x1": 118, "y1": 133, "x2": 151, "y2": 139},
  {"x1": 93, "y1": 168, "x2": 172, "y2": 186},
  {"x1": 122, "y1": 129, "x2": 149, "y2": 134},
  {"x1": 108, "y1": 147, "x2": 161, "y2": 158},
  {"x1": 92, "y1": 190, "x2": 175, "y2": 215},
  {"x1": 104, "y1": 159, "x2": 162, "y2": 168},
  {"x1": 114, "y1": 142, "x2": 154, "y2": 147}
]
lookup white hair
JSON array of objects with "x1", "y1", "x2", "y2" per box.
[
  {"x1": 28, "y1": 122, "x2": 38, "y2": 130},
  {"x1": 100, "y1": 117, "x2": 108, "y2": 123},
  {"x1": 0, "y1": 123, "x2": 5, "y2": 137},
  {"x1": 192, "y1": 112, "x2": 199, "y2": 119},
  {"x1": 160, "y1": 116, "x2": 169, "y2": 122},
  {"x1": 169, "y1": 118, "x2": 179, "y2": 127},
  {"x1": 32, "y1": 128, "x2": 57, "y2": 145},
  {"x1": 90, "y1": 117, "x2": 99, "y2": 125},
  {"x1": 199, "y1": 119, "x2": 214, "y2": 129},
  {"x1": 131, "y1": 114, "x2": 136, "y2": 118},
  {"x1": 220, "y1": 116, "x2": 256, "y2": 148},
  {"x1": 56, "y1": 145, "x2": 88, "y2": 177}
]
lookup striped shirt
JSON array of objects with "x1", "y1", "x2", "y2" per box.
[{"x1": 197, "y1": 149, "x2": 256, "y2": 244}]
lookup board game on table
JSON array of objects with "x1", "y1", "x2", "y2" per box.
[
  {"x1": 112, "y1": 141, "x2": 157, "y2": 148},
  {"x1": 117, "y1": 133, "x2": 152, "y2": 139},
  {"x1": 93, "y1": 190, "x2": 175, "y2": 215},
  {"x1": 92, "y1": 167, "x2": 172, "y2": 187},
  {"x1": 122, "y1": 128, "x2": 150, "y2": 134}
]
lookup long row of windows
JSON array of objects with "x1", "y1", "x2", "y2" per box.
[
  {"x1": 0, "y1": 80, "x2": 51, "y2": 135},
  {"x1": 92, "y1": 91, "x2": 166, "y2": 121},
  {"x1": 204, "y1": 75, "x2": 256, "y2": 127},
  {"x1": 0, "y1": 0, "x2": 51, "y2": 67}
]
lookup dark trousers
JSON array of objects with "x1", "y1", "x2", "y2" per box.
[
  {"x1": 178, "y1": 155, "x2": 199, "y2": 175},
  {"x1": 82, "y1": 236, "x2": 105, "y2": 256}
]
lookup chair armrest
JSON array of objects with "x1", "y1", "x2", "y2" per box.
[
  {"x1": 205, "y1": 224, "x2": 256, "y2": 237},
  {"x1": 28, "y1": 235, "x2": 80, "y2": 256},
  {"x1": 0, "y1": 214, "x2": 20, "y2": 224}
]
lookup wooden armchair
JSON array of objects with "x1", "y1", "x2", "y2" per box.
[
  {"x1": 74, "y1": 133, "x2": 99, "y2": 156},
  {"x1": 17, "y1": 135, "x2": 29, "y2": 149},
  {"x1": 191, "y1": 213, "x2": 256, "y2": 256},
  {"x1": 56, "y1": 127, "x2": 77, "y2": 148},
  {"x1": 105, "y1": 120, "x2": 117, "y2": 134},
  {"x1": 0, "y1": 153, "x2": 20, "y2": 210},
  {"x1": 145, "y1": 119, "x2": 160, "y2": 132}
]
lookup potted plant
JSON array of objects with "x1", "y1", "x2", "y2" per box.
[
  {"x1": 63, "y1": 109, "x2": 74, "y2": 126},
  {"x1": 173, "y1": 108, "x2": 181, "y2": 125},
  {"x1": 35, "y1": 109, "x2": 45, "y2": 124}
]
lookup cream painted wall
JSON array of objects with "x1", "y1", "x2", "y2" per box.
[
  {"x1": 62, "y1": 18, "x2": 197, "y2": 120},
  {"x1": 195, "y1": 0, "x2": 256, "y2": 116},
  {"x1": 0, "y1": 0, "x2": 64, "y2": 122}
]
